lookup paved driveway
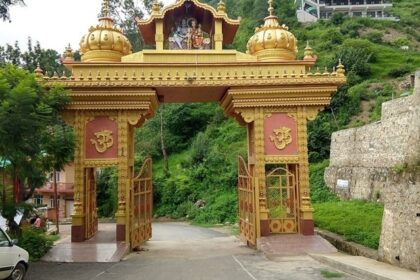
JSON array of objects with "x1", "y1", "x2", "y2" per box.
[{"x1": 27, "y1": 222, "x2": 359, "y2": 280}]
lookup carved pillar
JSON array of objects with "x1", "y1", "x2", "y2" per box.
[
  {"x1": 297, "y1": 107, "x2": 320, "y2": 235},
  {"x1": 214, "y1": 19, "x2": 223, "y2": 51},
  {"x1": 155, "y1": 19, "x2": 164, "y2": 51},
  {"x1": 71, "y1": 111, "x2": 86, "y2": 242},
  {"x1": 115, "y1": 111, "x2": 132, "y2": 242},
  {"x1": 252, "y1": 108, "x2": 270, "y2": 236}
]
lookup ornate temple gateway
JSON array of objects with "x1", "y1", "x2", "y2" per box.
[{"x1": 40, "y1": 0, "x2": 345, "y2": 248}]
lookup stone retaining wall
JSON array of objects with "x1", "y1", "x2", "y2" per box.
[{"x1": 323, "y1": 71, "x2": 420, "y2": 272}]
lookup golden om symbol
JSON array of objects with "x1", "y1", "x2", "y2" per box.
[
  {"x1": 90, "y1": 130, "x2": 114, "y2": 153},
  {"x1": 270, "y1": 127, "x2": 292, "y2": 150}
]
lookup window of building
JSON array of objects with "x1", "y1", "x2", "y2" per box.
[
  {"x1": 49, "y1": 172, "x2": 60, "y2": 182},
  {"x1": 367, "y1": 11, "x2": 376, "y2": 17},
  {"x1": 50, "y1": 195, "x2": 60, "y2": 208},
  {"x1": 352, "y1": 11, "x2": 363, "y2": 17},
  {"x1": 377, "y1": 11, "x2": 383, "y2": 17},
  {"x1": 34, "y1": 195, "x2": 43, "y2": 205}
]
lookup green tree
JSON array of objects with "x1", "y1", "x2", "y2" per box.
[
  {"x1": 0, "y1": 38, "x2": 71, "y2": 75},
  {"x1": 0, "y1": 0, "x2": 25, "y2": 22},
  {"x1": 0, "y1": 64, "x2": 74, "y2": 234}
]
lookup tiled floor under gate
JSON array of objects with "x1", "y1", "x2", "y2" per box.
[
  {"x1": 258, "y1": 234, "x2": 338, "y2": 257},
  {"x1": 42, "y1": 223, "x2": 129, "y2": 263}
]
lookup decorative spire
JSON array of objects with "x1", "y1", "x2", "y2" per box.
[
  {"x1": 261, "y1": 0, "x2": 281, "y2": 29},
  {"x1": 34, "y1": 63, "x2": 44, "y2": 78},
  {"x1": 217, "y1": 0, "x2": 226, "y2": 13},
  {"x1": 304, "y1": 41, "x2": 314, "y2": 60},
  {"x1": 337, "y1": 59, "x2": 345, "y2": 77},
  {"x1": 268, "y1": 0, "x2": 274, "y2": 17},
  {"x1": 101, "y1": 0, "x2": 110, "y2": 18},
  {"x1": 63, "y1": 44, "x2": 74, "y2": 62},
  {"x1": 152, "y1": 0, "x2": 161, "y2": 15}
]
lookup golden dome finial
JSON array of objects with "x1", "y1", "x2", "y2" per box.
[
  {"x1": 79, "y1": 0, "x2": 132, "y2": 62},
  {"x1": 152, "y1": 0, "x2": 161, "y2": 15},
  {"x1": 268, "y1": 0, "x2": 274, "y2": 16},
  {"x1": 337, "y1": 59, "x2": 346, "y2": 77},
  {"x1": 34, "y1": 63, "x2": 44, "y2": 78},
  {"x1": 63, "y1": 44, "x2": 75, "y2": 62},
  {"x1": 304, "y1": 41, "x2": 314, "y2": 60},
  {"x1": 217, "y1": 0, "x2": 226, "y2": 13},
  {"x1": 101, "y1": 0, "x2": 110, "y2": 18},
  {"x1": 246, "y1": 0, "x2": 297, "y2": 61}
]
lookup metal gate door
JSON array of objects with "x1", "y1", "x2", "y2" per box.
[
  {"x1": 131, "y1": 158, "x2": 153, "y2": 249},
  {"x1": 237, "y1": 156, "x2": 257, "y2": 246},
  {"x1": 85, "y1": 168, "x2": 98, "y2": 239},
  {"x1": 266, "y1": 166, "x2": 298, "y2": 233}
]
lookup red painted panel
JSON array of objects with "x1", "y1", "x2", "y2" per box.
[
  {"x1": 85, "y1": 117, "x2": 118, "y2": 159},
  {"x1": 264, "y1": 113, "x2": 298, "y2": 155}
]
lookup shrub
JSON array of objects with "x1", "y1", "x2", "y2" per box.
[
  {"x1": 365, "y1": 31, "x2": 383, "y2": 43},
  {"x1": 387, "y1": 66, "x2": 411, "y2": 78},
  {"x1": 329, "y1": 39, "x2": 375, "y2": 78},
  {"x1": 18, "y1": 227, "x2": 53, "y2": 261},
  {"x1": 309, "y1": 160, "x2": 339, "y2": 203},
  {"x1": 392, "y1": 36, "x2": 410, "y2": 47},
  {"x1": 340, "y1": 20, "x2": 363, "y2": 38}
]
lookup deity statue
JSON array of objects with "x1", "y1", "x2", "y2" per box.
[{"x1": 168, "y1": 17, "x2": 211, "y2": 50}]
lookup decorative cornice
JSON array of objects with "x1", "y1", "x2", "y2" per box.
[
  {"x1": 265, "y1": 155, "x2": 299, "y2": 164},
  {"x1": 43, "y1": 73, "x2": 345, "y2": 88}
]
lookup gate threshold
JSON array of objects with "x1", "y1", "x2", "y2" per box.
[
  {"x1": 42, "y1": 223, "x2": 129, "y2": 263},
  {"x1": 258, "y1": 234, "x2": 337, "y2": 258}
]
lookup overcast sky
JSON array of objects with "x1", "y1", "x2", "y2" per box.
[{"x1": 0, "y1": 0, "x2": 173, "y2": 52}]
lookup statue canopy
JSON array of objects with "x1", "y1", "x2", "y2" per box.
[{"x1": 136, "y1": 0, "x2": 241, "y2": 50}]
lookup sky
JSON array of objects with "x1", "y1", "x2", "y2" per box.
[{"x1": 0, "y1": 0, "x2": 173, "y2": 52}]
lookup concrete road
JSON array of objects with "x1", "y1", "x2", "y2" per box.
[{"x1": 27, "y1": 222, "x2": 359, "y2": 280}]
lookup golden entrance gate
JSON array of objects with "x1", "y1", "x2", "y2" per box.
[
  {"x1": 40, "y1": 0, "x2": 345, "y2": 248},
  {"x1": 131, "y1": 158, "x2": 153, "y2": 249}
]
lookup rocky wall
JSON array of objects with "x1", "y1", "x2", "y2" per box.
[{"x1": 323, "y1": 71, "x2": 420, "y2": 271}]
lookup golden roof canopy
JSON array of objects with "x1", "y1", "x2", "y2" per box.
[
  {"x1": 79, "y1": 0, "x2": 132, "y2": 62},
  {"x1": 247, "y1": 0, "x2": 298, "y2": 61}
]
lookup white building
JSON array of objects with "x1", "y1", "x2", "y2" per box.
[{"x1": 297, "y1": 0, "x2": 397, "y2": 23}]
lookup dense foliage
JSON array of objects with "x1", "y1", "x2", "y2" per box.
[
  {"x1": 0, "y1": 0, "x2": 24, "y2": 22},
  {"x1": 0, "y1": 64, "x2": 74, "y2": 234},
  {"x1": 0, "y1": 38, "x2": 75, "y2": 76},
  {"x1": 16, "y1": 227, "x2": 54, "y2": 261}
]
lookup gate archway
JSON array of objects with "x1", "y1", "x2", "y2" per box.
[{"x1": 40, "y1": 0, "x2": 345, "y2": 248}]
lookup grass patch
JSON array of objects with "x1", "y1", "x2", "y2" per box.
[
  {"x1": 321, "y1": 270, "x2": 345, "y2": 278},
  {"x1": 314, "y1": 200, "x2": 384, "y2": 249}
]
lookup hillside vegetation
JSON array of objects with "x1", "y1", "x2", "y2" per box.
[{"x1": 97, "y1": 0, "x2": 419, "y2": 225}]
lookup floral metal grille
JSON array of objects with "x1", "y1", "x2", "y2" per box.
[{"x1": 266, "y1": 166, "x2": 298, "y2": 233}]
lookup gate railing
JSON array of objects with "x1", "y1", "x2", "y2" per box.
[
  {"x1": 266, "y1": 167, "x2": 298, "y2": 234},
  {"x1": 131, "y1": 158, "x2": 153, "y2": 249},
  {"x1": 237, "y1": 156, "x2": 257, "y2": 246}
]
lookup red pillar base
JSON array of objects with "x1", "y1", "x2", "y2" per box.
[
  {"x1": 71, "y1": 225, "x2": 85, "y2": 242},
  {"x1": 260, "y1": 220, "x2": 270, "y2": 236},
  {"x1": 116, "y1": 224, "x2": 126, "y2": 242},
  {"x1": 300, "y1": 219, "x2": 315, "y2": 235}
]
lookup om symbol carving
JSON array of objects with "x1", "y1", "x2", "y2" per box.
[
  {"x1": 90, "y1": 130, "x2": 114, "y2": 153},
  {"x1": 270, "y1": 127, "x2": 292, "y2": 150}
]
